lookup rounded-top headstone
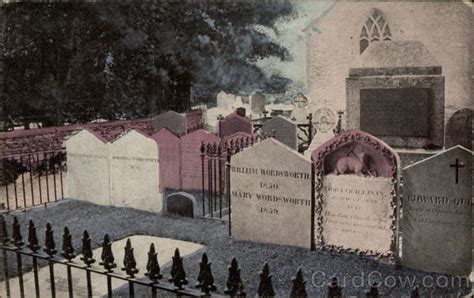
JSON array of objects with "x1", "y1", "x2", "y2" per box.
[
  {"x1": 166, "y1": 192, "x2": 197, "y2": 218},
  {"x1": 445, "y1": 108, "x2": 472, "y2": 150}
]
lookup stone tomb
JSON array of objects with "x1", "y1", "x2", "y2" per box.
[
  {"x1": 262, "y1": 116, "x2": 298, "y2": 150},
  {"x1": 109, "y1": 130, "x2": 162, "y2": 212},
  {"x1": 312, "y1": 130, "x2": 399, "y2": 256},
  {"x1": 231, "y1": 138, "x2": 312, "y2": 248},
  {"x1": 218, "y1": 112, "x2": 252, "y2": 138},
  {"x1": 180, "y1": 129, "x2": 221, "y2": 191},
  {"x1": 65, "y1": 129, "x2": 111, "y2": 206},
  {"x1": 401, "y1": 146, "x2": 472, "y2": 275},
  {"x1": 166, "y1": 192, "x2": 197, "y2": 218},
  {"x1": 151, "y1": 128, "x2": 181, "y2": 192},
  {"x1": 346, "y1": 41, "x2": 444, "y2": 149},
  {"x1": 152, "y1": 110, "x2": 186, "y2": 136}
]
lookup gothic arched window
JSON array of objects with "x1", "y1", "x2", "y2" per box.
[{"x1": 360, "y1": 8, "x2": 392, "y2": 54}]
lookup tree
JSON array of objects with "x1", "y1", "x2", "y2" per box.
[{"x1": 3, "y1": 2, "x2": 295, "y2": 128}]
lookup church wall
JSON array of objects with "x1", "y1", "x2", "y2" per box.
[{"x1": 306, "y1": 2, "x2": 472, "y2": 127}]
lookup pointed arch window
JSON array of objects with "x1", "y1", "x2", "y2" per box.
[{"x1": 360, "y1": 8, "x2": 392, "y2": 54}]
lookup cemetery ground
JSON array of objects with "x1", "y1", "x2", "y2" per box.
[{"x1": 1, "y1": 199, "x2": 471, "y2": 297}]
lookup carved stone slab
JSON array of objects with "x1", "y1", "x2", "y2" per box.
[{"x1": 311, "y1": 130, "x2": 399, "y2": 257}]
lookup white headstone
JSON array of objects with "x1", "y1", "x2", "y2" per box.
[
  {"x1": 109, "y1": 130, "x2": 162, "y2": 212},
  {"x1": 231, "y1": 139, "x2": 312, "y2": 248},
  {"x1": 65, "y1": 129, "x2": 111, "y2": 206}
]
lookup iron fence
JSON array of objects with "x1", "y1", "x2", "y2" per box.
[
  {"x1": 0, "y1": 214, "x2": 413, "y2": 298},
  {"x1": 1, "y1": 151, "x2": 66, "y2": 213}
]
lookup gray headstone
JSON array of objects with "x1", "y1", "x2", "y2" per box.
[
  {"x1": 445, "y1": 108, "x2": 472, "y2": 150},
  {"x1": 401, "y1": 146, "x2": 472, "y2": 275},
  {"x1": 262, "y1": 116, "x2": 297, "y2": 150},
  {"x1": 230, "y1": 138, "x2": 312, "y2": 248},
  {"x1": 166, "y1": 192, "x2": 197, "y2": 218},
  {"x1": 152, "y1": 111, "x2": 186, "y2": 135}
]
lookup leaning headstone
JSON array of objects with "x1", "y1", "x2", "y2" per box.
[
  {"x1": 152, "y1": 111, "x2": 186, "y2": 135},
  {"x1": 231, "y1": 138, "x2": 312, "y2": 248},
  {"x1": 401, "y1": 146, "x2": 472, "y2": 275},
  {"x1": 166, "y1": 192, "x2": 197, "y2": 218},
  {"x1": 180, "y1": 129, "x2": 221, "y2": 191},
  {"x1": 311, "y1": 130, "x2": 399, "y2": 257},
  {"x1": 445, "y1": 108, "x2": 472, "y2": 150},
  {"x1": 218, "y1": 112, "x2": 252, "y2": 138},
  {"x1": 151, "y1": 128, "x2": 181, "y2": 192},
  {"x1": 109, "y1": 130, "x2": 162, "y2": 213},
  {"x1": 65, "y1": 129, "x2": 111, "y2": 206},
  {"x1": 262, "y1": 116, "x2": 297, "y2": 150}
]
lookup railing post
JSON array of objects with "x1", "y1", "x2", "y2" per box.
[
  {"x1": 226, "y1": 150, "x2": 232, "y2": 237},
  {"x1": 27, "y1": 220, "x2": 40, "y2": 298},
  {"x1": 200, "y1": 142, "x2": 206, "y2": 217},
  {"x1": 0, "y1": 214, "x2": 11, "y2": 298},
  {"x1": 12, "y1": 217, "x2": 25, "y2": 298}
]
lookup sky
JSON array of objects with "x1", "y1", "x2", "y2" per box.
[{"x1": 257, "y1": 1, "x2": 334, "y2": 93}]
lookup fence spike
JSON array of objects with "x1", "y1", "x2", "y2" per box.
[
  {"x1": 100, "y1": 234, "x2": 116, "y2": 272},
  {"x1": 257, "y1": 263, "x2": 275, "y2": 297},
  {"x1": 196, "y1": 253, "x2": 216, "y2": 294},
  {"x1": 122, "y1": 238, "x2": 139, "y2": 278},
  {"x1": 12, "y1": 216, "x2": 24, "y2": 247},
  {"x1": 81, "y1": 230, "x2": 95, "y2": 267},
  {"x1": 169, "y1": 248, "x2": 188, "y2": 289},
  {"x1": 200, "y1": 142, "x2": 205, "y2": 155},
  {"x1": 27, "y1": 220, "x2": 40, "y2": 252},
  {"x1": 327, "y1": 276, "x2": 342, "y2": 298},
  {"x1": 224, "y1": 257, "x2": 245, "y2": 296},
  {"x1": 290, "y1": 268, "x2": 307, "y2": 298},
  {"x1": 62, "y1": 227, "x2": 75, "y2": 261},
  {"x1": 44, "y1": 223, "x2": 57, "y2": 257},
  {"x1": 366, "y1": 282, "x2": 379, "y2": 298},
  {"x1": 146, "y1": 243, "x2": 162, "y2": 282},
  {"x1": 410, "y1": 286, "x2": 420, "y2": 298},
  {"x1": 0, "y1": 214, "x2": 8, "y2": 244}
]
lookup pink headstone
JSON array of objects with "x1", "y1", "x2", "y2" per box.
[
  {"x1": 151, "y1": 128, "x2": 182, "y2": 192},
  {"x1": 180, "y1": 129, "x2": 221, "y2": 190},
  {"x1": 311, "y1": 129, "x2": 399, "y2": 178},
  {"x1": 218, "y1": 112, "x2": 252, "y2": 138}
]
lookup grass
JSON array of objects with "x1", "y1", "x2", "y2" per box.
[{"x1": 1, "y1": 199, "x2": 471, "y2": 297}]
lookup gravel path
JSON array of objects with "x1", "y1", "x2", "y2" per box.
[{"x1": 0, "y1": 199, "x2": 471, "y2": 297}]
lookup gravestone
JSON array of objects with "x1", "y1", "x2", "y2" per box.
[
  {"x1": 109, "y1": 130, "x2": 162, "y2": 213},
  {"x1": 304, "y1": 107, "x2": 337, "y2": 158},
  {"x1": 401, "y1": 146, "x2": 472, "y2": 275},
  {"x1": 166, "y1": 192, "x2": 197, "y2": 218},
  {"x1": 250, "y1": 91, "x2": 266, "y2": 114},
  {"x1": 262, "y1": 116, "x2": 297, "y2": 150},
  {"x1": 445, "y1": 108, "x2": 472, "y2": 150},
  {"x1": 311, "y1": 130, "x2": 399, "y2": 256},
  {"x1": 151, "y1": 128, "x2": 181, "y2": 192},
  {"x1": 231, "y1": 138, "x2": 312, "y2": 248},
  {"x1": 289, "y1": 93, "x2": 309, "y2": 124},
  {"x1": 152, "y1": 111, "x2": 186, "y2": 135},
  {"x1": 216, "y1": 90, "x2": 235, "y2": 110},
  {"x1": 65, "y1": 129, "x2": 111, "y2": 206},
  {"x1": 218, "y1": 112, "x2": 252, "y2": 138},
  {"x1": 180, "y1": 129, "x2": 221, "y2": 191}
]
